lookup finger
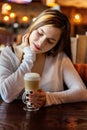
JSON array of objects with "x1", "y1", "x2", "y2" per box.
[
  {"x1": 30, "y1": 92, "x2": 46, "y2": 102},
  {"x1": 22, "y1": 34, "x2": 29, "y2": 44},
  {"x1": 31, "y1": 96, "x2": 46, "y2": 107},
  {"x1": 22, "y1": 34, "x2": 27, "y2": 43},
  {"x1": 34, "y1": 90, "x2": 46, "y2": 97},
  {"x1": 34, "y1": 100, "x2": 45, "y2": 108}
]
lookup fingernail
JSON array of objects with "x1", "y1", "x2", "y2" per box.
[
  {"x1": 26, "y1": 94, "x2": 29, "y2": 97},
  {"x1": 30, "y1": 91, "x2": 33, "y2": 94},
  {"x1": 26, "y1": 98, "x2": 29, "y2": 101},
  {"x1": 31, "y1": 103, "x2": 33, "y2": 105}
]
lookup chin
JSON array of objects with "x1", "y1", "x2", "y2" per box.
[{"x1": 30, "y1": 46, "x2": 40, "y2": 53}]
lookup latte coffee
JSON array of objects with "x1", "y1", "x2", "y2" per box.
[
  {"x1": 24, "y1": 73, "x2": 40, "y2": 91},
  {"x1": 22, "y1": 72, "x2": 40, "y2": 111}
]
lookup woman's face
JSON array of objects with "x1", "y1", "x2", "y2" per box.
[{"x1": 29, "y1": 25, "x2": 62, "y2": 53}]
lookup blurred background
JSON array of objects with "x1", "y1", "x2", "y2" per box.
[{"x1": 0, "y1": 0, "x2": 87, "y2": 51}]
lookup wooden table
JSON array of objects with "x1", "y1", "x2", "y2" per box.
[{"x1": 0, "y1": 100, "x2": 87, "y2": 130}]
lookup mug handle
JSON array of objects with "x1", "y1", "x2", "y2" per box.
[{"x1": 22, "y1": 91, "x2": 29, "y2": 104}]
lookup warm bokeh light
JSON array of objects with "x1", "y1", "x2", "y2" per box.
[
  {"x1": 1, "y1": 3, "x2": 11, "y2": 15},
  {"x1": 10, "y1": 12, "x2": 16, "y2": 18},
  {"x1": 3, "y1": 16, "x2": 10, "y2": 22},
  {"x1": 73, "y1": 13, "x2": 82, "y2": 24},
  {"x1": 47, "y1": 3, "x2": 58, "y2": 7},
  {"x1": 6, "y1": 4, "x2": 11, "y2": 11},
  {"x1": 46, "y1": 0, "x2": 58, "y2": 7},
  {"x1": 22, "y1": 16, "x2": 29, "y2": 23}
]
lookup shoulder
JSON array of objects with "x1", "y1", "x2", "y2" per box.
[
  {"x1": 57, "y1": 52, "x2": 75, "y2": 72},
  {"x1": 1, "y1": 46, "x2": 13, "y2": 57},
  {"x1": 48, "y1": 52, "x2": 70, "y2": 63},
  {"x1": 57, "y1": 52, "x2": 72, "y2": 66},
  {"x1": 0, "y1": 46, "x2": 12, "y2": 62},
  {"x1": 0, "y1": 46, "x2": 19, "y2": 67},
  {"x1": 57, "y1": 52, "x2": 70, "y2": 61}
]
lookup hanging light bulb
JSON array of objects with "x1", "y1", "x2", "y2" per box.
[
  {"x1": 3, "y1": 16, "x2": 10, "y2": 22},
  {"x1": 10, "y1": 12, "x2": 16, "y2": 19},
  {"x1": 73, "y1": 13, "x2": 82, "y2": 24},
  {"x1": 22, "y1": 16, "x2": 29, "y2": 23},
  {"x1": 46, "y1": 0, "x2": 58, "y2": 7},
  {"x1": 1, "y1": 3, "x2": 11, "y2": 15},
  {"x1": 42, "y1": 0, "x2": 60, "y2": 10}
]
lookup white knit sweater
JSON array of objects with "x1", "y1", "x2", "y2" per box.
[{"x1": 0, "y1": 46, "x2": 87, "y2": 106}]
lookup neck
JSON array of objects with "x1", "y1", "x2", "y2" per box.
[{"x1": 31, "y1": 53, "x2": 46, "y2": 76}]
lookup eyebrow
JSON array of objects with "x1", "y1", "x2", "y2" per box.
[{"x1": 40, "y1": 28, "x2": 56, "y2": 42}]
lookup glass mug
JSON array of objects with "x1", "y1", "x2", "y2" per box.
[{"x1": 22, "y1": 72, "x2": 40, "y2": 111}]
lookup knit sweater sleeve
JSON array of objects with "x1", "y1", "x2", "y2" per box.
[
  {"x1": 45, "y1": 55, "x2": 87, "y2": 106},
  {"x1": 0, "y1": 46, "x2": 36, "y2": 103}
]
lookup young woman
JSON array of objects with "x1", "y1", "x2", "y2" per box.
[{"x1": 0, "y1": 9, "x2": 87, "y2": 108}]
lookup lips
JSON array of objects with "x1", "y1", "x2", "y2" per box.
[{"x1": 34, "y1": 43, "x2": 41, "y2": 50}]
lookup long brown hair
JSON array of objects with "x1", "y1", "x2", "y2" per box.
[{"x1": 25, "y1": 8, "x2": 72, "y2": 60}]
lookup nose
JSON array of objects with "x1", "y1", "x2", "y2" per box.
[{"x1": 37, "y1": 36, "x2": 47, "y2": 48}]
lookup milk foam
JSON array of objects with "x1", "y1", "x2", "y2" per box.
[{"x1": 24, "y1": 73, "x2": 40, "y2": 81}]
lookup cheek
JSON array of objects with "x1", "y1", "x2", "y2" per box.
[
  {"x1": 47, "y1": 43, "x2": 56, "y2": 49},
  {"x1": 29, "y1": 33, "x2": 34, "y2": 42},
  {"x1": 44, "y1": 44, "x2": 54, "y2": 52},
  {"x1": 29, "y1": 34, "x2": 33, "y2": 43},
  {"x1": 29, "y1": 31, "x2": 38, "y2": 42},
  {"x1": 44, "y1": 43, "x2": 57, "y2": 53}
]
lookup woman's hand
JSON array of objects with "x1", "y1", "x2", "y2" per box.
[
  {"x1": 13, "y1": 33, "x2": 29, "y2": 62},
  {"x1": 29, "y1": 89, "x2": 46, "y2": 108},
  {"x1": 21, "y1": 33, "x2": 29, "y2": 49}
]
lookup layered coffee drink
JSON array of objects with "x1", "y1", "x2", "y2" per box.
[
  {"x1": 22, "y1": 72, "x2": 40, "y2": 111},
  {"x1": 24, "y1": 73, "x2": 40, "y2": 91}
]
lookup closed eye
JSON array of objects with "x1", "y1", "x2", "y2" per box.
[
  {"x1": 47, "y1": 39, "x2": 55, "y2": 45},
  {"x1": 37, "y1": 30, "x2": 43, "y2": 36}
]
